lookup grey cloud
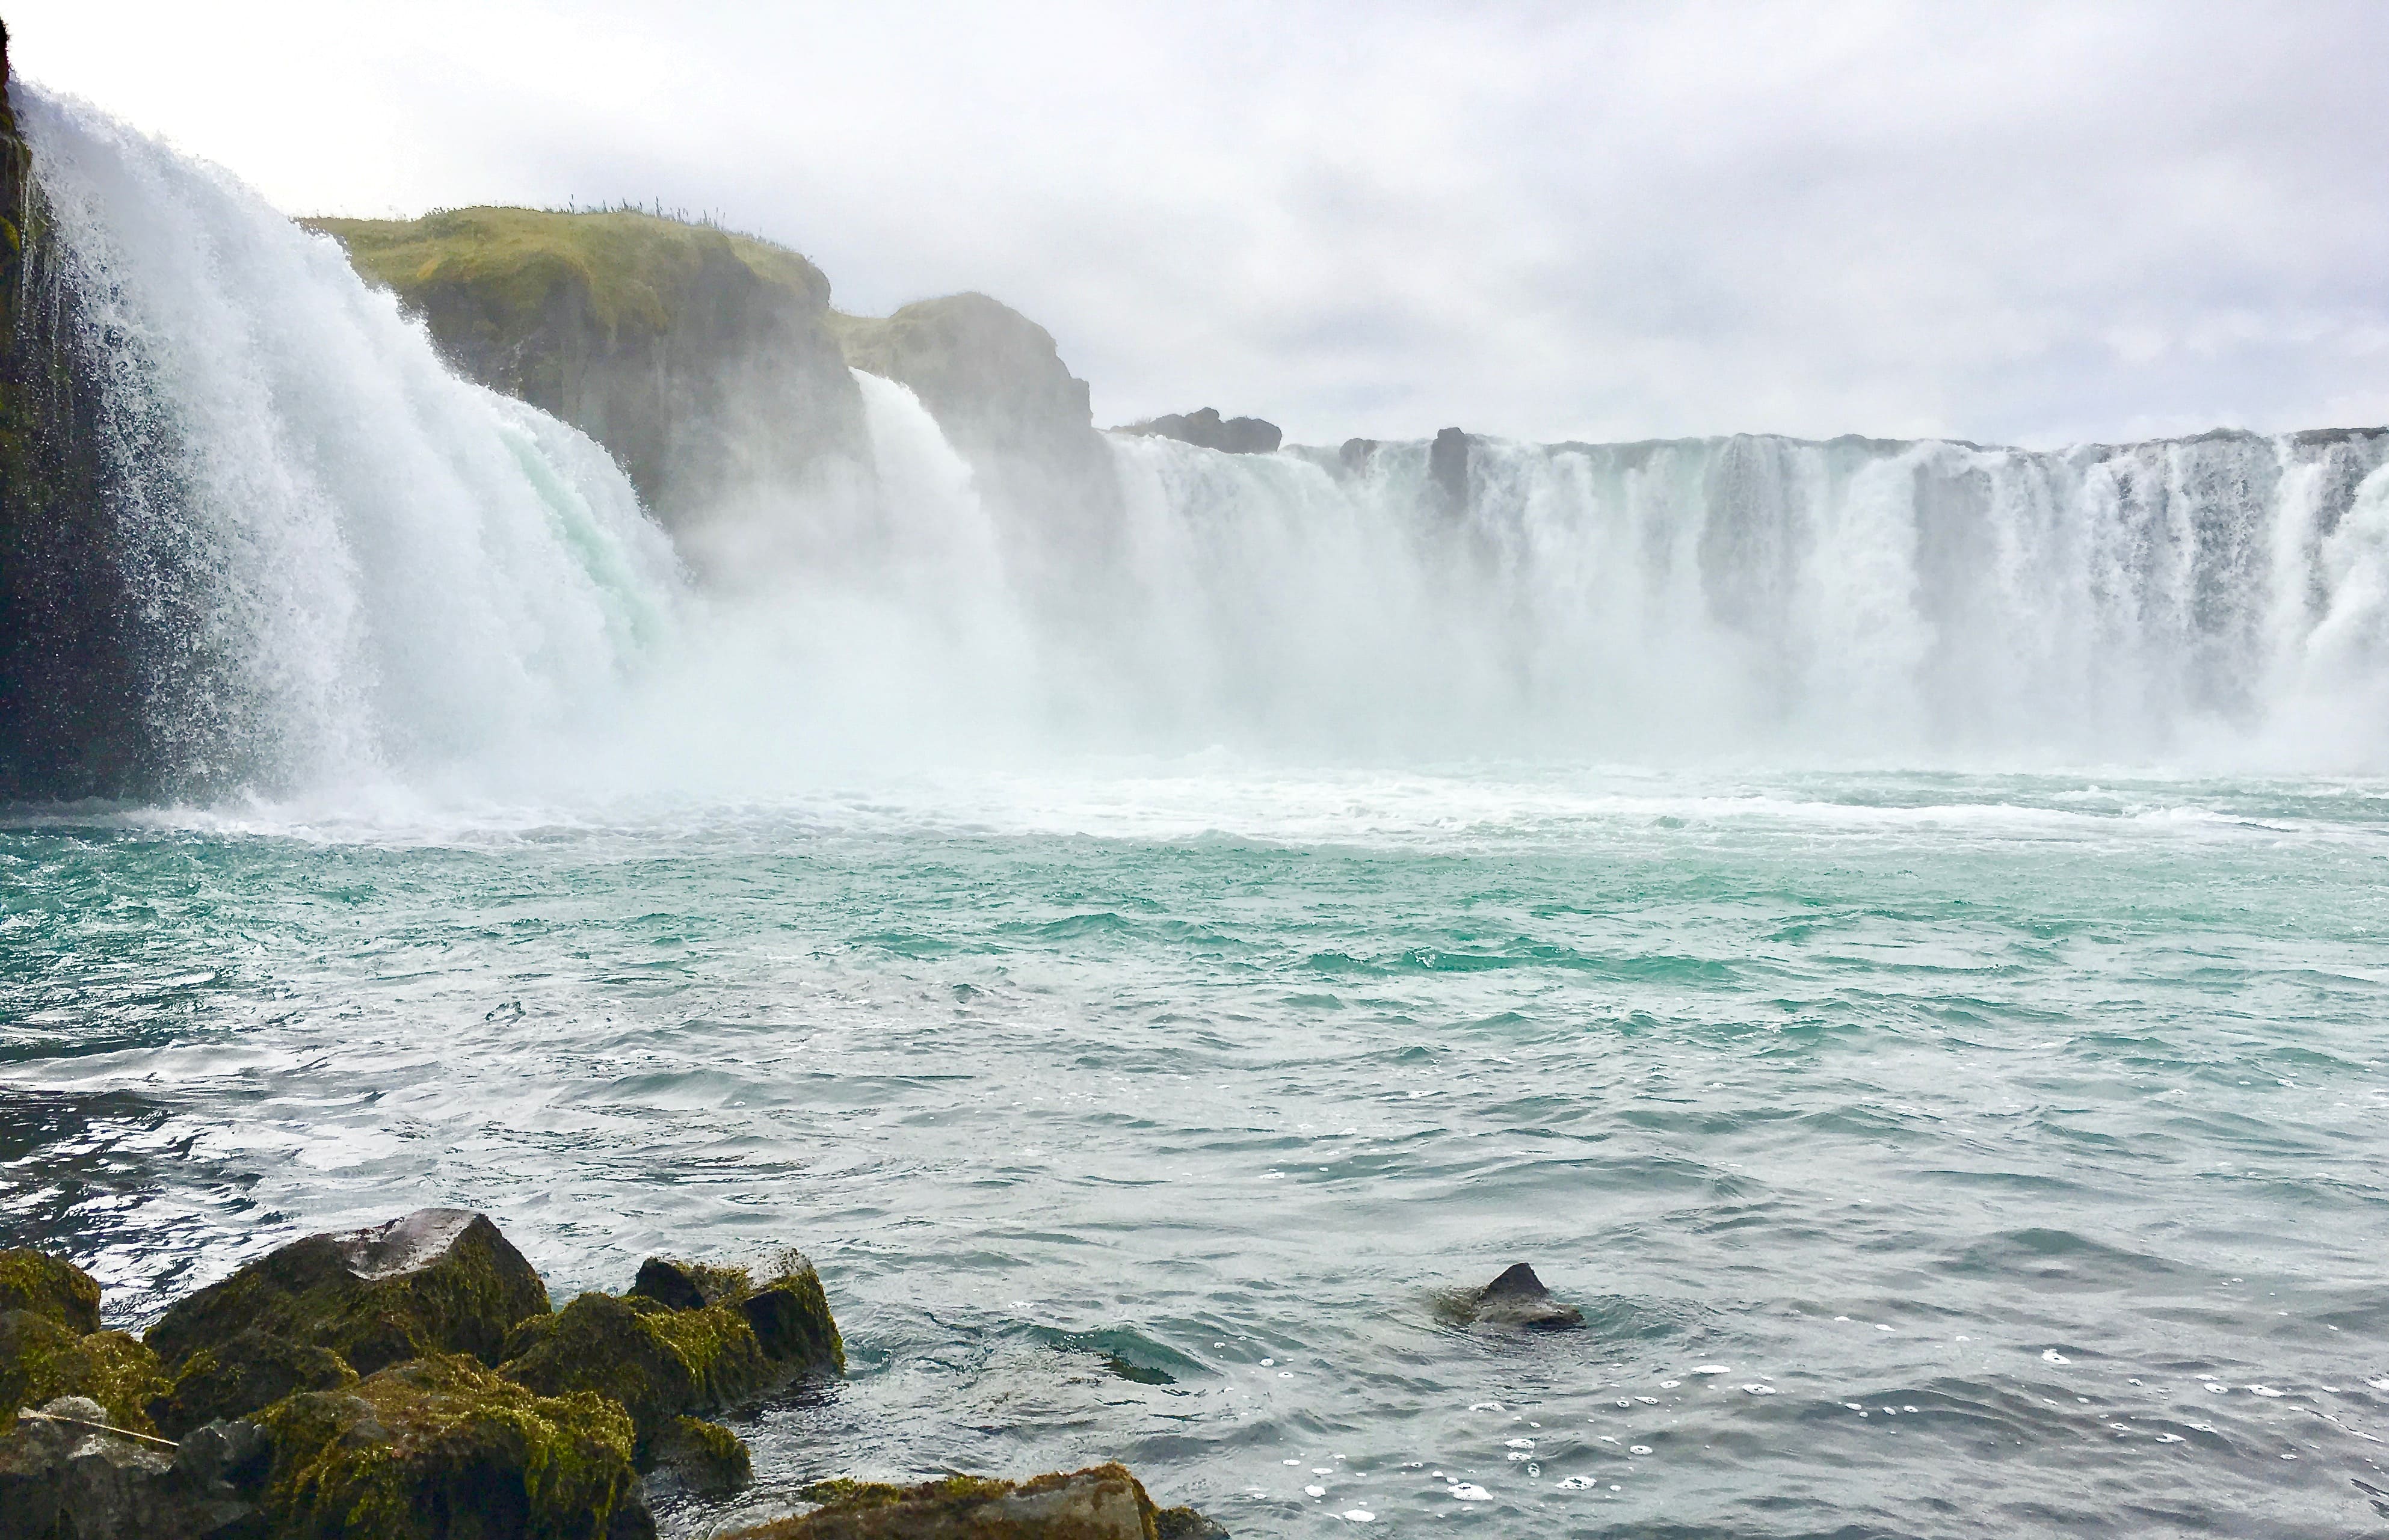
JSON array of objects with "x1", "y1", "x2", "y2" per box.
[{"x1": 15, "y1": 0, "x2": 2388, "y2": 447}]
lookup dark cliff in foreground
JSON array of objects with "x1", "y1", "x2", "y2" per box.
[{"x1": 0, "y1": 22, "x2": 159, "y2": 801}]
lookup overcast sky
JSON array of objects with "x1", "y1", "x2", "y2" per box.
[{"x1": 13, "y1": 1, "x2": 2388, "y2": 446}]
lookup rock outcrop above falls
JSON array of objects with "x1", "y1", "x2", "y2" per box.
[
  {"x1": 833, "y1": 293, "x2": 1124, "y2": 569},
  {"x1": 307, "y1": 206, "x2": 871, "y2": 537},
  {"x1": 1115, "y1": 408, "x2": 1281, "y2": 455}
]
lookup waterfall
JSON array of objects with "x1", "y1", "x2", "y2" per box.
[
  {"x1": 15, "y1": 91, "x2": 2389, "y2": 795},
  {"x1": 18, "y1": 88, "x2": 685, "y2": 796},
  {"x1": 1091, "y1": 429, "x2": 2389, "y2": 766}
]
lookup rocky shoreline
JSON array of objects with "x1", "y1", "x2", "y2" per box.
[{"x1": 0, "y1": 1208, "x2": 1228, "y2": 1539}]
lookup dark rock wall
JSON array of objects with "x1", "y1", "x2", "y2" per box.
[{"x1": 0, "y1": 22, "x2": 158, "y2": 801}]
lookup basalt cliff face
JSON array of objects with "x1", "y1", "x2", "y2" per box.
[
  {"x1": 306, "y1": 208, "x2": 871, "y2": 536},
  {"x1": 0, "y1": 23, "x2": 155, "y2": 800}
]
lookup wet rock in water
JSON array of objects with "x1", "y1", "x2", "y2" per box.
[
  {"x1": 1472, "y1": 1263, "x2": 1583, "y2": 1329},
  {"x1": 504, "y1": 1248, "x2": 840, "y2": 1472},
  {"x1": 0, "y1": 1250, "x2": 102, "y2": 1335},
  {"x1": 734, "y1": 1252, "x2": 845, "y2": 1376},
  {"x1": 144, "y1": 1208, "x2": 552, "y2": 1377},
  {"x1": 148, "y1": 1328, "x2": 359, "y2": 1438},
  {"x1": 253, "y1": 1352, "x2": 649, "y2": 1540},
  {"x1": 500, "y1": 1291, "x2": 773, "y2": 1460},
  {"x1": 0, "y1": 1311, "x2": 170, "y2": 1431},
  {"x1": 645, "y1": 1414, "x2": 752, "y2": 1495},
  {"x1": 627, "y1": 1257, "x2": 749, "y2": 1313},
  {"x1": 1154, "y1": 1506, "x2": 1231, "y2": 1539},
  {"x1": 0, "y1": 1394, "x2": 259, "y2": 1539},
  {"x1": 727, "y1": 1464, "x2": 1193, "y2": 1540}
]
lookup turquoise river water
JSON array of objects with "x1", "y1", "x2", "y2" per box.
[{"x1": 5, "y1": 764, "x2": 2388, "y2": 1538}]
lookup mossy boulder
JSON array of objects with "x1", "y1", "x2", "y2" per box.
[
  {"x1": 0, "y1": 1310, "x2": 170, "y2": 1432},
  {"x1": 149, "y1": 1328, "x2": 361, "y2": 1438},
  {"x1": 146, "y1": 1209, "x2": 552, "y2": 1378},
  {"x1": 0, "y1": 1248, "x2": 102, "y2": 1334},
  {"x1": 728, "y1": 1465, "x2": 1174, "y2": 1540},
  {"x1": 253, "y1": 1351, "x2": 649, "y2": 1540},
  {"x1": 498, "y1": 1292, "x2": 771, "y2": 1457},
  {"x1": 629, "y1": 1250, "x2": 843, "y2": 1377}
]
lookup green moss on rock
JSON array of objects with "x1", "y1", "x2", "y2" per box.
[
  {"x1": 0, "y1": 1249, "x2": 101, "y2": 1334},
  {"x1": 0, "y1": 1311, "x2": 168, "y2": 1433},
  {"x1": 730, "y1": 1464, "x2": 1169, "y2": 1540},
  {"x1": 306, "y1": 208, "x2": 831, "y2": 340},
  {"x1": 649, "y1": 1414, "x2": 751, "y2": 1493},
  {"x1": 146, "y1": 1209, "x2": 552, "y2": 1378},
  {"x1": 149, "y1": 1327, "x2": 360, "y2": 1438},
  {"x1": 255, "y1": 1351, "x2": 646, "y2": 1540},
  {"x1": 499, "y1": 1291, "x2": 771, "y2": 1456}
]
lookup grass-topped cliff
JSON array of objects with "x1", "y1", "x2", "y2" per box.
[
  {"x1": 308, "y1": 207, "x2": 834, "y2": 334},
  {"x1": 306, "y1": 206, "x2": 867, "y2": 530},
  {"x1": 312, "y1": 206, "x2": 1123, "y2": 581}
]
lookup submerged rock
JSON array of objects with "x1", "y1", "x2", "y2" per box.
[
  {"x1": 646, "y1": 1414, "x2": 751, "y2": 1495},
  {"x1": 728, "y1": 1464, "x2": 1192, "y2": 1540},
  {"x1": 149, "y1": 1328, "x2": 359, "y2": 1439},
  {"x1": 253, "y1": 1352, "x2": 649, "y2": 1540},
  {"x1": 0, "y1": 1250, "x2": 102, "y2": 1335},
  {"x1": 0, "y1": 1395, "x2": 258, "y2": 1539},
  {"x1": 144, "y1": 1209, "x2": 552, "y2": 1378},
  {"x1": 1115, "y1": 408, "x2": 1282, "y2": 455},
  {"x1": 1153, "y1": 1508, "x2": 1230, "y2": 1540},
  {"x1": 0, "y1": 1311, "x2": 170, "y2": 1432},
  {"x1": 1470, "y1": 1263, "x2": 1583, "y2": 1329}
]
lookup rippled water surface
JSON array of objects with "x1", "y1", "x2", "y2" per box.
[{"x1": 7, "y1": 765, "x2": 2389, "y2": 1537}]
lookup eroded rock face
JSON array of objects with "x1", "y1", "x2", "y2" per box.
[
  {"x1": 144, "y1": 1209, "x2": 551, "y2": 1378},
  {"x1": 729, "y1": 1464, "x2": 1176, "y2": 1540},
  {"x1": 1115, "y1": 408, "x2": 1281, "y2": 455},
  {"x1": 253, "y1": 1352, "x2": 650, "y2": 1540},
  {"x1": 0, "y1": 23, "x2": 162, "y2": 802}
]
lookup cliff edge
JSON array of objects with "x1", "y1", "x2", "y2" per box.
[{"x1": 306, "y1": 207, "x2": 869, "y2": 533}]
